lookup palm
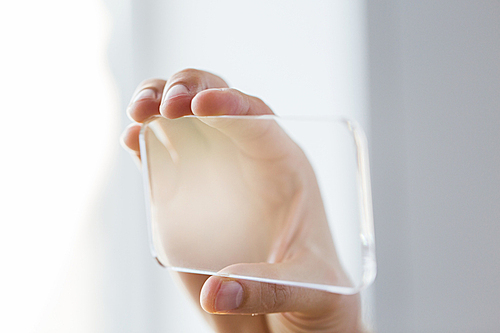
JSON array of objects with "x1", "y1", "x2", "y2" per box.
[{"x1": 144, "y1": 116, "x2": 348, "y2": 332}]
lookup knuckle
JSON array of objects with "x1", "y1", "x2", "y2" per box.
[
  {"x1": 169, "y1": 68, "x2": 228, "y2": 89},
  {"x1": 168, "y1": 68, "x2": 203, "y2": 88},
  {"x1": 137, "y1": 78, "x2": 164, "y2": 89},
  {"x1": 250, "y1": 95, "x2": 264, "y2": 105},
  {"x1": 172, "y1": 68, "x2": 202, "y2": 81},
  {"x1": 248, "y1": 95, "x2": 273, "y2": 114},
  {"x1": 177, "y1": 68, "x2": 201, "y2": 76},
  {"x1": 261, "y1": 283, "x2": 290, "y2": 313}
]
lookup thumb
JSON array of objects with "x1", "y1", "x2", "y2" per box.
[{"x1": 199, "y1": 262, "x2": 345, "y2": 316}]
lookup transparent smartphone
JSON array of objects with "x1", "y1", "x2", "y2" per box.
[{"x1": 139, "y1": 115, "x2": 375, "y2": 295}]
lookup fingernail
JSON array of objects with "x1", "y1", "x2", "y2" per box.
[
  {"x1": 131, "y1": 88, "x2": 157, "y2": 103},
  {"x1": 165, "y1": 84, "x2": 189, "y2": 100},
  {"x1": 215, "y1": 281, "x2": 243, "y2": 312}
]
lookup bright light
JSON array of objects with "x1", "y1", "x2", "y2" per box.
[{"x1": 0, "y1": 1, "x2": 118, "y2": 331}]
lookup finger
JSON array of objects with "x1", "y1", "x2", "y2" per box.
[
  {"x1": 172, "y1": 272, "x2": 270, "y2": 333},
  {"x1": 159, "y1": 68, "x2": 228, "y2": 119},
  {"x1": 120, "y1": 123, "x2": 142, "y2": 152},
  {"x1": 200, "y1": 262, "x2": 351, "y2": 316},
  {"x1": 191, "y1": 88, "x2": 297, "y2": 160},
  {"x1": 127, "y1": 78, "x2": 166, "y2": 122},
  {"x1": 120, "y1": 123, "x2": 142, "y2": 169}
]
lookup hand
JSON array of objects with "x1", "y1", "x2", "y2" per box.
[{"x1": 121, "y1": 69, "x2": 364, "y2": 332}]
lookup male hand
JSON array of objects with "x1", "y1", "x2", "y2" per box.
[{"x1": 121, "y1": 69, "x2": 363, "y2": 333}]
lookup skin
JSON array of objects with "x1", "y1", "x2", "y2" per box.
[{"x1": 121, "y1": 69, "x2": 364, "y2": 333}]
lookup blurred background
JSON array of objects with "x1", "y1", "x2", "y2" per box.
[{"x1": 0, "y1": 0, "x2": 498, "y2": 332}]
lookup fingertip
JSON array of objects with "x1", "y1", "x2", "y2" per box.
[
  {"x1": 200, "y1": 276, "x2": 221, "y2": 313},
  {"x1": 120, "y1": 123, "x2": 142, "y2": 152},
  {"x1": 127, "y1": 85, "x2": 163, "y2": 122},
  {"x1": 127, "y1": 99, "x2": 161, "y2": 122},
  {"x1": 200, "y1": 276, "x2": 244, "y2": 314}
]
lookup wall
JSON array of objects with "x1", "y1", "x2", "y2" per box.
[{"x1": 368, "y1": 1, "x2": 500, "y2": 332}]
